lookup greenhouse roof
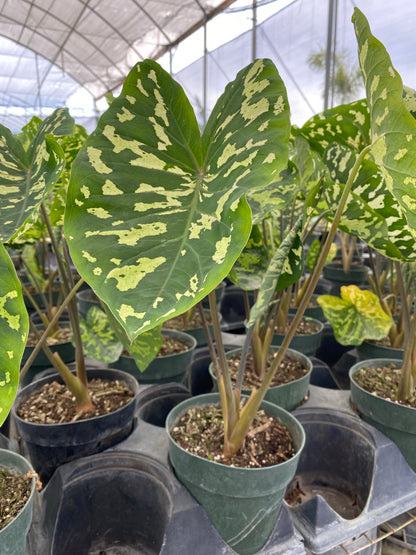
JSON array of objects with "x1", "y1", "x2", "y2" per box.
[{"x1": 0, "y1": 0, "x2": 235, "y2": 122}]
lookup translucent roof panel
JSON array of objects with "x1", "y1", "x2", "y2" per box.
[{"x1": 0, "y1": 0, "x2": 235, "y2": 100}]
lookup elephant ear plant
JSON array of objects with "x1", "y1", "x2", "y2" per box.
[
  {"x1": 64, "y1": 58, "x2": 295, "y2": 457},
  {"x1": 0, "y1": 109, "x2": 76, "y2": 425},
  {"x1": 350, "y1": 7, "x2": 416, "y2": 402},
  {"x1": 63, "y1": 48, "x2": 387, "y2": 459},
  {"x1": 0, "y1": 109, "x2": 111, "y2": 416}
]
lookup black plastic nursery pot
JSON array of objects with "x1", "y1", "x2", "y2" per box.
[
  {"x1": 166, "y1": 392, "x2": 306, "y2": 555},
  {"x1": 356, "y1": 340, "x2": 404, "y2": 361},
  {"x1": 110, "y1": 329, "x2": 197, "y2": 384},
  {"x1": 271, "y1": 316, "x2": 324, "y2": 357},
  {"x1": 349, "y1": 358, "x2": 416, "y2": 472},
  {"x1": 11, "y1": 367, "x2": 139, "y2": 484},
  {"x1": 286, "y1": 401, "x2": 416, "y2": 554},
  {"x1": 36, "y1": 451, "x2": 175, "y2": 555},
  {"x1": 20, "y1": 327, "x2": 76, "y2": 387},
  {"x1": 209, "y1": 346, "x2": 313, "y2": 412},
  {"x1": 0, "y1": 448, "x2": 37, "y2": 555},
  {"x1": 26, "y1": 383, "x2": 306, "y2": 555}
]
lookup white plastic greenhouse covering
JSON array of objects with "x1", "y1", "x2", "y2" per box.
[{"x1": 0, "y1": 0, "x2": 415, "y2": 133}]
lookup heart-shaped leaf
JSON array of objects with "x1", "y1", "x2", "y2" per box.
[
  {"x1": 317, "y1": 285, "x2": 393, "y2": 345},
  {"x1": 324, "y1": 143, "x2": 416, "y2": 261},
  {"x1": 0, "y1": 108, "x2": 74, "y2": 242},
  {"x1": 0, "y1": 242, "x2": 29, "y2": 426},
  {"x1": 352, "y1": 8, "x2": 416, "y2": 237},
  {"x1": 65, "y1": 59, "x2": 291, "y2": 340}
]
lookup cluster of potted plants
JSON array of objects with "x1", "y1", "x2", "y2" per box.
[{"x1": 1, "y1": 6, "x2": 416, "y2": 554}]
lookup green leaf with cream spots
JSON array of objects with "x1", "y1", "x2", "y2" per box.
[
  {"x1": 247, "y1": 216, "x2": 303, "y2": 326},
  {"x1": 248, "y1": 161, "x2": 299, "y2": 224},
  {"x1": 317, "y1": 285, "x2": 393, "y2": 346},
  {"x1": 0, "y1": 108, "x2": 74, "y2": 241},
  {"x1": 299, "y1": 98, "x2": 370, "y2": 156},
  {"x1": 324, "y1": 143, "x2": 416, "y2": 261},
  {"x1": 65, "y1": 59, "x2": 291, "y2": 340},
  {"x1": 353, "y1": 8, "x2": 416, "y2": 238},
  {"x1": 0, "y1": 241, "x2": 29, "y2": 426}
]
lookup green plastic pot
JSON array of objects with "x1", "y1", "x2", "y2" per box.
[
  {"x1": 323, "y1": 261, "x2": 367, "y2": 284},
  {"x1": 349, "y1": 358, "x2": 416, "y2": 471},
  {"x1": 166, "y1": 392, "x2": 305, "y2": 555},
  {"x1": 271, "y1": 317, "x2": 324, "y2": 356},
  {"x1": 209, "y1": 347, "x2": 312, "y2": 412},
  {"x1": 110, "y1": 329, "x2": 197, "y2": 384},
  {"x1": 288, "y1": 294, "x2": 326, "y2": 322},
  {"x1": 356, "y1": 340, "x2": 403, "y2": 361},
  {"x1": 0, "y1": 449, "x2": 36, "y2": 555}
]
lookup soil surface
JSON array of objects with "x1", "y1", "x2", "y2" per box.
[
  {"x1": 163, "y1": 311, "x2": 211, "y2": 331},
  {"x1": 26, "y1": 326, "x2": 72, "y2": 346},
  {"x1": 157, "y1": 335, "x2": 191, "y2": 356},
  {"x1": 353, "y1": 363, "x2": 416, "y2": 407},
  {"x1": 16, "y1": 378, "x2": 135, "y2": 424},
  {"x1": 0, "y1": 469, "x2": 39, "y2": 531},
  {"x1": 274, "y1": 318, "x2": 320, "y2": 335},
  {"x1": 227, "y1": 351, "x2": 309, "y2": 389},
  {"x1": 121, "y1": 335, "x2": 191, "y2": 359},
  {"x1": 170, "y1": 403, "x2": 296, "y2": 468}
]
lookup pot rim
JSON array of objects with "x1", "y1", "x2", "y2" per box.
[
  {"x1": 349, "y1": 357, "x2": 416, "y2": 412},
  {"x1": 166, "y1": 391, "x2": 306, "y2": 473},
  {"x1": 12, "y1": 367, "x2": 139, "y2": 428}
]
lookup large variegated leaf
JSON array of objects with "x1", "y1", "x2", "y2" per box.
[
  {"x1": 0, "y1": 108, "x2": 74, "y2": 241},
  {"x1": 324, "y1": 143, "x2": 416, "y2": 261},
  {"x1": 65, "y1": 59, "x2": 290, "y2": 340},
  {"x1": 50, "y1": 124, "x2": 89, "y2": 227},
  {"x1": 317, "y1": 285, "x2": 393, "y2": 346},
  {"x1": 352, "y1": 8, "x2": 416, "y2": 237},
  {"x1": 247, "y1": 216, "x2": 303, "y2": 326},
  {"x1": 0, "y1": 242, "x2": 29, "y2": 426},
  {"x1": 16, "y1": 116, "x2": 42, "y2": 150},
  {"x1": 299, "y1": 98, "x2": 370, "y2": 156}
]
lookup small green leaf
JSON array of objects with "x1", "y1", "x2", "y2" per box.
[
  {"x1": 317, "y1": 285, "x2": 393, "y2": 345},
  {"x1": 247, "y1": 216, "x2": 303, "y2": 326},
  {"x1": 228, "y1": 224, "x2": 270, "y2": 290},
  {"x1": 127, "y1": 326, "x2": 164, "y2": 372},
  {"x1": 306, "y1": 239, "x2": 337, "y2": 272},
  {"x1": 79, "y1": 306, "x2": 123, "y2": 364},
  {"x1": 300, "y1": 98, "x2": 370, "y2": 156}
]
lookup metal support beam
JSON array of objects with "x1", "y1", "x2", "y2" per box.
[{"x1": 324, "y1": 0, "x2": 335, "y2": 110}]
